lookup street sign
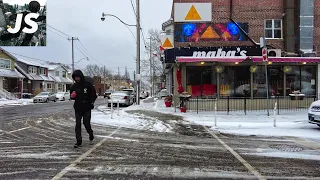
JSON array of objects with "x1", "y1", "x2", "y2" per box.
[{"x1": 262, "y1": 47, "x2": 268, "y2": 62}]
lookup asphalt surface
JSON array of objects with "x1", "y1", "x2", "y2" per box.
[{"x1": 0, "y1": 97, "x2": 320, "y2": 179}]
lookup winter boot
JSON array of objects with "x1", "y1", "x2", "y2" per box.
[
  {"x1": 89, "y1": 134, "x2": 94, "y2": 141},
  {"x1": 74, "y1": 140, "x2": 82, "y2": 148}
]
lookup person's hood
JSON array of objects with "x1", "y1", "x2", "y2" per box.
[{"x1": 72, "y1": 70, "x2": 85, "y2": 82}]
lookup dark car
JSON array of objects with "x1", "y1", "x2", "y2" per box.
[{"x1": 104, "y1": 90, "x2": 113, "y2": 98}]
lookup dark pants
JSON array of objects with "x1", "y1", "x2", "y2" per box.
[{"x1": 75, "y1": 111, "x2": 93, "y2": 142}]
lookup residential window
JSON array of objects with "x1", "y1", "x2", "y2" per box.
[
  {"x1": 62, "y1": 71, "x2": 66, "y2": 78},
  {"x1": 265, "y1": 19, "x2": 282, "y2": 39},
  {"x1": 28, "y1": 66, "x2": 37, "y2": 74},
  {"x1": 55, "y1": 71, "x2": 59, "y2": 76},
  {"x1": 0, "y1": 59, "x2": 11, "y2": 69},
  {"x1": 47, "y1": 83, "x2": 52, "y2": 89},
  {"x1": 40, "y1": 68, "x2": 46, "y2": 75}
]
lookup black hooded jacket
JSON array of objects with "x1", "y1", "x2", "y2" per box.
[{"x1": 70, "y1": 70, "x2": 97, "y2": 112}]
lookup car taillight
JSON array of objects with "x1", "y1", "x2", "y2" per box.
[{"x1": 124, "y1": 96, "x2": 128, "y2": 99}]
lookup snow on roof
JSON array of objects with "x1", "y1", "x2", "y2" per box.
[
  {"x1": 0, "y1": 68, "x2": 24, "y2": 78},
  {"x1": 15, "y1": 63, "x2": 33, "y2": 80},
  {"x1": 17, "y1": 58, "x2": 46, "y2": 67},
  {"x1": 40, "y1": 75, "x2": 55, "y2": 82}
]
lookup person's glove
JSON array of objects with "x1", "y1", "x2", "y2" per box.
[{"x1": 71, "y1": 91, "x2": 77, "y2": 98}]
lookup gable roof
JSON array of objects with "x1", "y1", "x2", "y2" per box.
[
  {"x1": 17, "y1": 58, "x2": 47, "y2": 68},
  {"x1": 0, "y1": 47, "x2": 19, "y2": 61}
]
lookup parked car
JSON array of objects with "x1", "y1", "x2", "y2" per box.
[
  {"x1": 55, "y1": 92, "x2": 70, "y2": 101},
  {"x1": 140, "y1": 91, "x2": 147, "y2": 99},
  {"x1": 308, "y1": 100, "x2": 320, "y2": 127},
  {"x1": 104, "y1": 90, "x2": 113, "y2": 98},
  {"x1": 20, "y1": 93, "x2": 34, "y2": 99},
  {"x1": 33, "y1": 92, "x2": 57, "y2": 103},
  {"x1": 157, "y1": 89, "x2": 169, "y2": 98},
  {"x1": 106, "y1": 91, "x2": 133, "y2": 107}
]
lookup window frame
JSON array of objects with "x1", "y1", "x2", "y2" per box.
[
  {"x1": 55, "y1": 71, "x2": 60, "y2": 76},
  {"x1": 28, "y1": 66, "x2": 37, "y2": 74},
  {"x1": 47, "y1": 83, "x2": 52, "y2": 89},
  {"x1": 0, "y1": 58, "x2": 11, "y2": 69},
  {"x1": 40, "y1": 68, "x2": 46, "y2": 75},
  {"x1": 264, "y1": 19, "x2": 282, "y2": 39}
]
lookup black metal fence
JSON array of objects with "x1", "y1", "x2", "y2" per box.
[{"x1": 185, "y1": 95, "x2": 318, "y2": 115}]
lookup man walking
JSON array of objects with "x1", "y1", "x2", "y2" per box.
[{"x1": 70, "y1": 70, "x2": 97, "y2": 148}]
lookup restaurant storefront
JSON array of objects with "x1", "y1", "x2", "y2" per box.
[{"x1": 166, "y1": 46, "x2": 319, "y2": 100}]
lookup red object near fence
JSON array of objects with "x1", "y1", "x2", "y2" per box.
[
  {"x1": 165, "y1": 101, "x2": 172, "y2": 107},
  {"x1": 180, "y1": 107, "x2": 187, "y2": 113}
]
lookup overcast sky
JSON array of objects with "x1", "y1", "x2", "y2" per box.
[{"x1": 2, "y1": 0, "x2": 173, "y2": 77}]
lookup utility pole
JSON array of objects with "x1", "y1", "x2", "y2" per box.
[
  {"x1": 136, "y1": 0, "x2": 141, "y2": 104},
  {"x1": 125, "y1": 66, "x2": 128, "y2": 84},
  {"x1": 118, "y1": 67, "x2": 120, "y2": 89},
  {"x1": 149, "y1": 37, "x2": 153, "y2": 96},
  {"x1": 104, "y1": 65, "x2": 106, "y2": 91},
  {"x1": 68, "y1": 37, "x2": 79, "y2": 72}
]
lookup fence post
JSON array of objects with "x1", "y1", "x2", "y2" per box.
[
  {"x1": 214, "y1": 100, "x2": 217, "y2": 127},
  {"x1": 244, "y1": 97, "x2": 247, "y2": 115},
  {"x1": 110, "y1": 100, "x2": 113, "y2": 119},
  {"x1": 197, "y1": 96, "x2": 199, "y2": 114},
  {"x1": 227, "y1": 96, "x2": 230, "y2": 115},
  {"x1": 277, "y1": 95, "x2": 280, "y2": 115},
  {"x1": 274, "y1": 102, "x2": 277, "y2": 127},
  {"x1": 117, "y1": 100, "x2": 120, "y2": 116}
]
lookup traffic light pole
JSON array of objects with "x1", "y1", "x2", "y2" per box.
[{"x1": 263, "y1": 37, "x2": 270, "y2": 116}]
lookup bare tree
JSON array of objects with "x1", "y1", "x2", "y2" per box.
[
  {"x1": 83, "y1": 64, "x2": 113, "y2": 78},
  {"x1": 142, "y1": 29, "x2": 164, "y2": 87}
]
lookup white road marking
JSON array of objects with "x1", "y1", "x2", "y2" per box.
[
  {"x1": 203, "y1": 126, "x2": 266, "y2": 180},
  {"x1": 9, "y1": 127, "x2": 31, "y2": 133},
  {"x1": 51, "y1": 127, "x2": 121, "y2": 180}
]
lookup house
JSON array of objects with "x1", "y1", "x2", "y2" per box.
[
  {"x1": 15, "y1": 59, "x2": 55, "y2": 94},
  {"x1": 46, "y1": 64, "x2": 73, "y2": 92},
  {"x1": 0, "y1": 48, "x2": 25, "y2": 98}
]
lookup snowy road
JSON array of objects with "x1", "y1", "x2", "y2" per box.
[{"x1": 0, "y1": 98, "x2": 320, "y2": 179}]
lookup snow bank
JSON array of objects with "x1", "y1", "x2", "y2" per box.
[
  {"x1": 91, "y1": 102, "x2": 171, "y2": 133},
  {"x1": 0, "y1": 99, "x2": 33, "y2": 107}
]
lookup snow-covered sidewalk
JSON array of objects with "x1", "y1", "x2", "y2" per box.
[
  {"x1": 91, "y1": 97, "x2": 320, "y2": 139},
  {"x1": 0, "y1": 98, "x2": 34, "y2": 107},
  {"x1": 152, "y1": 99, "x2": 320, "y2": 139}
]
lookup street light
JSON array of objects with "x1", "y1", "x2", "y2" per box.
[
  {"x1": 75, "y1": 57, "x2": 89, "y2": 64},
  {"x1": 101, "y1": 3, "x2": 141, "y2": 105}
]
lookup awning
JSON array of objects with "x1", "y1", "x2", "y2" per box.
[
  {"x1": 252, "y1": 57, "x2": 320, "y2": 62},
  {"x1": 177, "y1": 56, "x2": 320, "y2": 63}
]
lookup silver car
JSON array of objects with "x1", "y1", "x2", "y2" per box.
[
  {"x1": 106, "y1": 91, "x2": 133, "y2": 107},
  {"x1": 33, "y1": 92, "x2": 57, "y2": 103}
]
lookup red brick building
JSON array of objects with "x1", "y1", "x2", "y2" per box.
[{"x1": 163, "y1": 0, "x2": 320, "y2": 102}]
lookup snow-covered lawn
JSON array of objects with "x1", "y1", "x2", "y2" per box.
[
  {"x1": 0, "y1": 98, "x2": 34, "y2": 107},
  {"x1": 152, "y1": 99, "x2": 320, "y2": 139}
]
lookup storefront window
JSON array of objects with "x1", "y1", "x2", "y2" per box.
[
  {"x1": 268, "y1": 66, "x2": 283, "y2": 96},
  {"x1": 300, "y1": 66, "x2": 316, "y2": 95},
  {"x1": 285, "y1": 66, "x2": 300, "y2": 95},
  {"x1": 186, "y1": 66, "x2": 216, "y2": 97},
  {"x1": 219, "y1": 66, "x2": 251, "y2": 97}
]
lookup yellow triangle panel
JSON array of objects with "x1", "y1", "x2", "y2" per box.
[
  {"x1": 222, "y1": 31, "x2": 231, "y2": 39},
  {"x1": 162, "y1": 38, "x2": 173, "y2": 48},
  {"x1": 185, "y1": 5, "x2": 201, "y2": 20},
  {"x1": 201, "y1": 26, "x2": 220, "y2": 39}
]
